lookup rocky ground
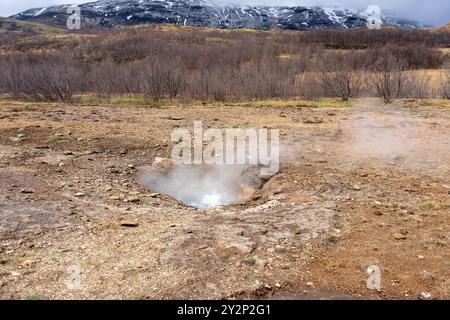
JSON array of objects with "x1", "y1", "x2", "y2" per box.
[{"x1": 0, "y1": 98, "x2": 449, "y2": 300}]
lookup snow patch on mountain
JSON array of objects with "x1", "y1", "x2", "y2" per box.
[{"x1": 11, "y1": 0, "x2": 423, "y2": 30}]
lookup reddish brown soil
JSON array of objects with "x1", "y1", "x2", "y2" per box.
[{"x1": 0, "y1": 98, "x2": 448, "y2": 300}]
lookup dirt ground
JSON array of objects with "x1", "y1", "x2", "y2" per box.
[{"x1": 0, "y1": 97, "x2": 449, "y2": 300}]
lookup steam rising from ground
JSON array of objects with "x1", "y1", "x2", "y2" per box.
[
  {"x1": 347, "y1": 111, "x2": 417, "y2": 161},
  {"x1": 138, "y1": 165, "x2": 259, "y2": 209},
  {"x1": 343, "y1": 103, "x2": 450, "y2": 172}
]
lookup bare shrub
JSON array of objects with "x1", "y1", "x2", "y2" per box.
[
  {"x1": 402, "y1": 71, "x2": 435, "y2": 100},
  {"x1": 402, "y1": 70, "x2": 450, "y2": 100},
  {"x1": 1, "y1": 26, "x2": 449, "y2": 102},
  {"x1": 369, "y1": 54, "x2": 406, "y2": 104},
  {"x1": 297, "y1": 29, "x2": 450, "y2": 49},
  {"x1": 162, "y1": 64, "x2": 186, "y2": 100},
  {"x1": 317, "y1": 54, "x2": 362, "y2": 101},
  {"x1": 296, "y1": 73, "x2": 325, "y2": 100},
  {"x1": 444, "y1": 70, "x2": 450, "y2": 99},
  {"x1": 1, "y1": 53, "x2": 80, "y2": 102}
]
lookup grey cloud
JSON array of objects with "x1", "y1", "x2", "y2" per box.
[{"x1": 212, "y1": 0, "x2": 449, "y2": 26}]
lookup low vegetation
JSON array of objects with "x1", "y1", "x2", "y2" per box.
[{"x1": 0, "y1": 25, "x2": 449, "y2": 103}]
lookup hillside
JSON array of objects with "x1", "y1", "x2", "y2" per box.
[
  {"x1": 11, "y1": 0, "x2": 422, "y2": 30},
  {"x1": 0, "y1": 17, "x2": 65, "y2": 35}
]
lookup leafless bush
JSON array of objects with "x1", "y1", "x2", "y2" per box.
[
  {"x1": 1, "y1": 26, "x2": 449, "y2": 102},
  {"x1": 317, "y1": 54, "x2": 362, "y2": 101},
  {"x1": 296, "y1": 73, "x2": 324, "y2": 100},
  {"x1": 444, "y1": 70, "x2": 450, "y2": 99},
  {"x1": 138, "y1": 61, "x2": 186, "y2": 101},
  {"x1": 402, "y1": 72, "x2": 436, "y2": 100},
  {"x1": 369, "y1": 54, "x2": 406, "y2": 104},
  {"x1": 1, "y1": 53, "x2": 80, "y2": 102},
  {"x1": 297, "y1": 29, "x2": 450, "y2": 49}
]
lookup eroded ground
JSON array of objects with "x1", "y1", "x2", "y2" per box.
[{"x1": 0, "y1": 98, "x2": 449, "y2": 300}]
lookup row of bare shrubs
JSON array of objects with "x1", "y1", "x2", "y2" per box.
[
  {"x1": 0, "y1": 27, "x2": 449, "y2": 103},
  {"x1": 0, "y1": 53, "x2": 83, "y2": 101},
  {"x1": 314, "y1": 54, "x2": 449, "y2": 103},
  {"x1": 296, "y1": 28, "x2": 450, "y2": 49}
]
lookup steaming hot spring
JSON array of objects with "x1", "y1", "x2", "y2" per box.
[{"x1": 137, "y1": 158, "x2": 271, "y2": 209}]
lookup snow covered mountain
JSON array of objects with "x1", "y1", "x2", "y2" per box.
[{"x1": 10, "y1": 0, "x2": 423, "y2": 30}]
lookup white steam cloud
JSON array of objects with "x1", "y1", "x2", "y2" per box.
[{"x1": 137, "y1": 164, "x2": 260, "y2": 209}]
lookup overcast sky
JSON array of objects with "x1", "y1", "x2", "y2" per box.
[{"x1": 0, "y1": 0, "x2": 449, "y2": 26}]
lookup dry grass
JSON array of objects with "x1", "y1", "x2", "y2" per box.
[
  {"x1": 6, "y1": 93, "x2": 449, "y2": 110},
  {"x1": 54, "y1": 94, "x2": 357, "y2": 109},
  {"x1": 0, "y1": 17, "x2": 65, "y2": 34}
]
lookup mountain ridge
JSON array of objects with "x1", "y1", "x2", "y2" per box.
[{"x1": 10, "y1": 0, "x2": 424, "y2": 30}]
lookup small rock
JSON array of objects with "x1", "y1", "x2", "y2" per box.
[
  {"x1": 241, "y1": 257, "x2": 256, "y2": 266},
  {"x1": 126, "y1": 197, "x2": 140, "y2": 203},
  {"x1": 419, "y1": 292, "x2": 432, "y2": 300},
  {"x1": 371, "y1": 210, "x2": 383, "y2": 216},
  {"x1": 149, "y1": 193, "x2": 161, "y2": 198},
  {"x1": 152, "y1": 157, "x2": 174, "y2": 174},
  {"x1": 110, "y1": 168, "x2": 121, "y2": 174},
  {"x1": 120, "y1": 221, "x2": 139, "y2": 228},
  {"x1": 169, "y1": 116, "x2": 186, "y2": 121},
  {"x1": 421, "y1": 270, "x2": 436, "y2": 281},
  {"x1": 393, "y1": 233, "x2": 407, "y2": 240},
  {"x1": 303, "y1": 118, "x2": 323, "y2": 124},
  {"x1": 275, "y1": 282, "x2": 282, "y2": 288},
  {"x1": 21, "y1": 259, "x2": 34, "y2": 268},
  {"x1": 418, "y1": 255, "x2": 425, "y2": 259},
  {"x1": 74, "y1": 192, "x2": 85, "y2": 197}
]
